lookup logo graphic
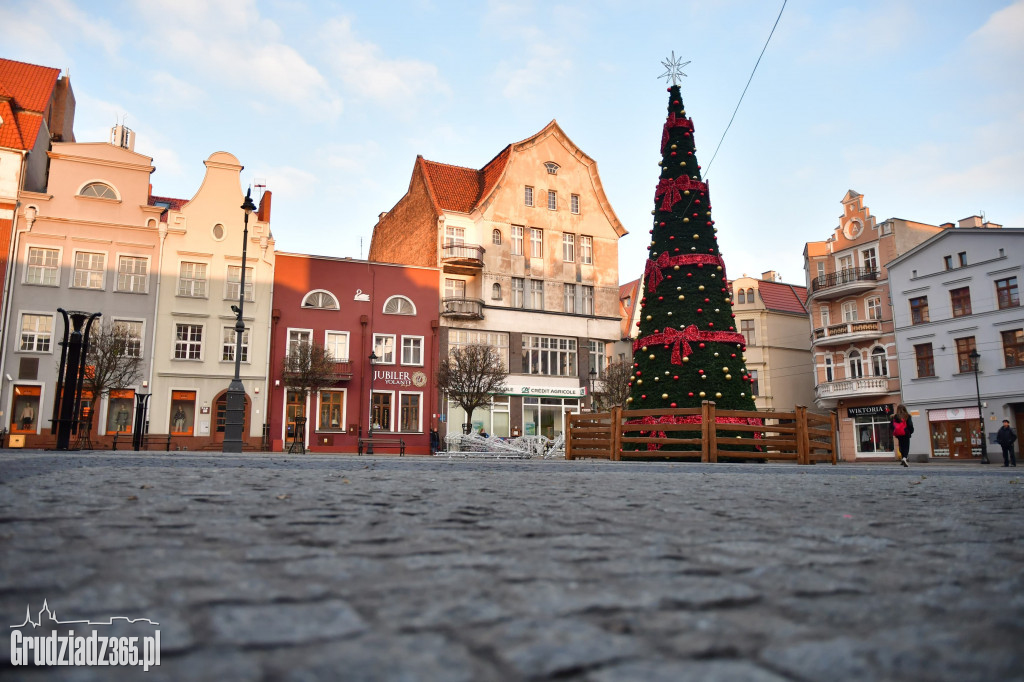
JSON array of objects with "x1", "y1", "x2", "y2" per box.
[{"x1": 10, "y1": 600, "x2": 160, "y2": 671}]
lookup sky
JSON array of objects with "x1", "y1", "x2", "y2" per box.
[{"x1": 3, "y1": 0, "x2": 1022, "y2": 287}]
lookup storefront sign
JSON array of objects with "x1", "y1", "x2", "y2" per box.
[
  {"x1": 499, "y1": 383, "x2": 586, "y2": 398},
  {"x1": 373, "y1": 370, "x2": 426, "y2": 387},
  {"x1": 847, "y1": 404, "x2": 892, "y2": 418}
]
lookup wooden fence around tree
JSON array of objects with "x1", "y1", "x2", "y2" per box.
[{"x1": 566, "y1": 402, "x2": 837, "y2": 465}]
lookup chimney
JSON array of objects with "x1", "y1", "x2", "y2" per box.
[
  {"x1": 761, "y1": 270, "x2": 779, "y2": 282},
  {"x1": 957, "y1": 215, "x2": 983, "y2": 228},
  {"x1": 258, "y1": 190, "x2": 272, "y2": 222},
  {"x1": 110, "y1": 124, "x2": 135, "y2": 151}
]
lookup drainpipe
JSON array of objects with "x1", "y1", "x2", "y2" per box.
[
  {"x1": 145, "y1": 222, "x2": 168, "y2": 398},
  {"x1": 0, "y1": 190, "x2": 34, "y2": 428}
]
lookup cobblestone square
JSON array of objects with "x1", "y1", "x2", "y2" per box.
[{"x1": 1, "y1": 451, "x2": 1022, "y2": 681}]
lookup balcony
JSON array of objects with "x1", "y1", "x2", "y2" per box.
[
  {"x1": 282, "y1": 360, "x2": 353, "y2": 384},
  {"x1": 441, "y1": 243, "x2": 484, "y2": 274},
  {"x1": 810, "y1": 267, "x2": 879, "y2": 300},
  {"x1": 812, "y1": 320, "x2": 882, "y2": 347},
  {"x1": 441, "y1": 297, "x2": 484, "y2": 319},
  {"x1": 815, "y1": 377, "x2": 890, "y2": 405}
]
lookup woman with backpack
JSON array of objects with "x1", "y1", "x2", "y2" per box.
[{"x1": 891, "y1": 404, "x2": 914, "y2": 467}]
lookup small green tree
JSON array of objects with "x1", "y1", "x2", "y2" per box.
[{"x1": 436, "y1": 344, "x2": 508, "y2": 434}]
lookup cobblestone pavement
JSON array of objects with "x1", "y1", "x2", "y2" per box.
[{"x1": 1, "y1": 450, "x2": 1022, "y2": 681}]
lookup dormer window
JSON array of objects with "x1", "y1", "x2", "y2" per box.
[
  {"x1": 302, "y1": 290, "x2": 339, "y2": 309},
  {"x1": 544, "y1": 162, "x2": 559, "y2": 175},
  {"x1": 79, "y1": 182, "x2": 117, "y2": 200}
]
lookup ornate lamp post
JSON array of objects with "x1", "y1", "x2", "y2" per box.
[
  {"x1": 589, "y1": 367, "x2": 598, "y2": 412},
  {"x1": 222, "y1": 188, "x2": 257, "y2": 453},
  {"x1": 969, "y1": 349, "x2": 990, "y2": 464},
  {"x1": 366, "y1": 350, "x2": 378, "y2": 454}
]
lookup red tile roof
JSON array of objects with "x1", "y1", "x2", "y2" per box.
[
  {"x1": 149, "y1": 195, "x2": 189, "y2": 222},
  {"x1": 0, "y1": 58, "x2": 60, "y2": 151},
  {"x1": 756, "y1": 280, "x2": 808, "y2": 315},
  {"x1": 420, "y1": 146, "x2": 511, "y2": 214}
]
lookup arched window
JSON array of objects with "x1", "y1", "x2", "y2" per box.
[
  {"x1": 544, "y1": 162, "x2": 560, "y2": 175},
  {"x1": 79, "y1": 182, "x2": 117, "y2": 200},
  {"x1": 491, "y1": 283, "x2": 502, "y2": 300},
  {"x1": 747, "y1": 288, "x2": 755, "y2": 302},
  {"x1": 871, "y1": 347, "x2": 888, "y2": 376},
  {"x1": 492, "y1": 229, "x2": 502, "y2": 245},
  {"x1": 301, "y1": 290, "x2": 339, "y2": 310},
  {"x1": 824, "y1": 356, "x2": 834, "y2": 382},
  {"x1": 737, "y1": 289, "x2": 746, "y2": 304},
  {"x1": 848, "y1": 350, "x2": 863, "y2": 379},
  {"x1": 383, "y1": 295, "x2": 416, "y2": 315}
]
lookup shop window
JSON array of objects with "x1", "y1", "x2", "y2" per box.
[
  {"x1": 400, "y1": 393, "x2": 421, "y2": 432},
  {"x1": 170, "y1": 390, "x2": 196, "y2": 435},
  {"x1": 107, "y1": 389, "x2": 135, "y2": 433},
  {"x1": 371, "y1": 392, "x2": 393, "y2": 431},
  {"x1": 286, "y1": 390, "x2": 306, "y2": 441},
  {"x1": 11, "y1": 385, "x2": 41, "y2": 433},
  {"x1": 319, "y1": 390, "x2": 345, "y2": 431},
  {"x1": 855, "y1": 412, "x2": 894, "y2": 455}
]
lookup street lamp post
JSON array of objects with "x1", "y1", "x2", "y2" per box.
[
  {"x1": 223, "y1": 188, "x2": 257, "y2": 453},
  {"x1": 366, "y1": 350, "x2": 378, "y2": 454},
  {"x1": 588, "y1": 367, "x2": 598, "y2": 412},
  {"x1": 969, "y1": 349, "x2": 990, "y2": 464}
]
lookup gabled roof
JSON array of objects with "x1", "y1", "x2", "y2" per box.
[
  {"x1": 0, "y1": 58, "x2": 60, "y2": 152},
  {"x1": 419, "y1": 146, "x2": 511, "y2": 214},
  {"x1": 756, "y1": 279, "x2": 808, "y2": 315}
]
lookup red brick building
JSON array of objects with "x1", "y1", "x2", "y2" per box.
[{"x1": 269, "y1": 253, "x2": 439, "y2": 454}]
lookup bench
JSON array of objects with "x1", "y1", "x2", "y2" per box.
[
  {"x1": 112, "y1": 432, "x2": 173, "y2": 451},
  {"x1": 358, "y1": 437, "x2": 405, "y2": 455}
]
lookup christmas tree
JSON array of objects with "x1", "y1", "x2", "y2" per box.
[{"x1": 627, "y1": 65, "x2": 756, "y2": 423}]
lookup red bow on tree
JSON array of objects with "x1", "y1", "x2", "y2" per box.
[
  {"x1": 661, "y1": 112, "x2": 695, "y2": 152},
  {"x1": 634, "y1": 325, "x2": 746, "y2": 365}
]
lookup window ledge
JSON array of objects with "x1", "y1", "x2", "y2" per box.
[
  {"x1": 998, "y1": 365, "x2": 1024, "y2": 372},
  {"x1": 912, "y1": 375, "x2": 939, "y2": 381}
]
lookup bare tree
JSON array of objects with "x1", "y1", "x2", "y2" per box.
[
  {"x1": 281, "y1": 341, "x2": 337, "y2": 405},
  {"x1": 593, "y1": 360, "x2": 632, "y2": 412},
  {"x1": 83, "y1": 322, "x2": 144, "y2": 398},
  {"x1": 436, "y1": 343, "x2": 508, "y2": 434}
]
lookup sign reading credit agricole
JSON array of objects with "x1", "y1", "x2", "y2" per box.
[{"x1": 502, "y1": 384, "x2": 587, "y2": 398}]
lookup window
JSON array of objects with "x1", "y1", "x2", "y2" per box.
[
  {"x1": 564, "y1": 283, "x2": 576, "y2": 313},
  {"x1": 580, "y1": 236, "x2": 593, "y2": 264},
  {"x1": 26, "y1": 247, "x2": 59, "y2": 286},
  {"x1": 19, "y1": 314, "x2": 52, "y2": 352},
  {"x1": 841, "y1": 301, "x2": 858, "y2": 322},
  {"x1": 444, "y1": 226, "x2": 465, "y2": 246},
  {"x1": 113, "y1": 320, "x2": 143, "y2": 358},
  {"x1": 848, "y1": 350, "x2": 863, "y2": 379},
  {"x1": 116, "y1": 256, "x2": 148, "y2": 293},
  {"x1": 373, "y1": 334, "x2": 395, "y2": 364},
  {"x1": 225, "y1": 265, "x2": 254, "y2": 301},
  {"x1": 325, "y1": 332, "x2": 349, "y2": 361},
  {"x1": 302, "y1": 290, "x2": 339, "y2": 309},
  {"x1": 820, "y1": 307, "x2": 830, "y2": 328},
  {"x1": 866, "y1": 296, "x2": 882, "y2": 321},
  {"x1": 861, "y1": 248, "x2": 877, "y2": 271},
  {"x1": 910, "y1": 296, "x2": 929, "y2": 324},
  {"x1": 287, "y1": 330, "x2": 311, "y2": 355},
  {"x1": 400, "y1": 393, "x2": 421, "y2": 432},
  {"x1": 824, "y1": 356, "x2": 833, "y2": 382},
  {"x1": 492, "y1": 229, "x2": 502, "y2": 245},
  {"x1": 1002, "y1": 329, "x2": 1024, "y2": 368},
  {"x1": 737, "y1": 289, "x2": 746, "y2": 304},
  {"x1": 747, "y1": 288, "x2": 754, "y2": 302},
  {"x1": 371, "y1": 392, "x2": 393, "y2": 431},
  {"x1": 914, "y1": 343, "x2": 935, "y2": 378},
  {"x1": 511, "y1": 226, "x2": 524, "y2": 255},
  {"x1": 73, "y1": 251, "x2": 105, "y2": 289},
  {"x1": 444, "y1": 278, "x2": 465, "y2": 300},
  {"x1": 221, "y1": 326, "x2": 249, "y2": 362},
  {"x1": 958, "y1": 251, "x2": 967, "y2": 267},
  {"x1": 401, "y1": 336, "x2": 423, "y2": 365},
  {"x1": 838, "y1": 255, "x2": 853, "y2": 272},
  {"x1": 950, "y1": 287, "x2": 972, "y2": 318},
  {"x1": 582, "y1": 285, "x2": 595, "y2": 315},
  {"x1": 749, "y1": 370, "x2": 759, "y2": 397},
  {"x1": 589, "y1": 340, "x2": 607, "y2": 379},
  {"x1": 530, "y1": 228, "x2": 543, "y2": 258},
  {"x1": 79, "y1": 182, "x2": 117, "y2": 199},
  {"x1": 871, "y1": 347, "x2": 888, "y2": 376},
  {"x1": 740, "y1": 319, "x2": 756, "y2": 346},
  {"x1": 544, "y1": 162, "x2": 559, "y2": 174},
  {"x1": 524, "y1": 186, "x2": 534, "y2": 207},
  {"x1": 816, "y1": 261, "x2": 825, "y2": 280},
  {"x1": 996, "y1": 277, "x2": 1019, "y2": 309},
  {"x1": 955, "y1": 336, "x2": 977, "y2": 373},
  {"x1": 547, "y1": 190, "x2": 557, "y2": 211},
  {"x1": 562, "y1": 233, "x2": 575, "y2": 262},
  {"x1": 319, "y1": 390, "x2": 345, "y2": 431},
  {"x1": 943, "y1": 255, "x2": 953, "y2": 270},
  {"x1": 528, "y1": 279, "x2": 544, "y2": 310},
  {"x1": 523, "y1": 335, "x2": 577, "y2": 376},
  {"x1": 450, "y1": 330, "x2": 509, "y2": 369},
  {"x1": 491, "y1": 283, "x2": 502, "y2": 300},
  {"x1": 174, "y1": 324, "x2": 203, "y2": 360},
  {"x1": 383, "y1": 295, "x2": 416, "y2": 315},
  {"x1": 178, "y1": 262, "x2": 207, "y2": 297},
  {"x1": 571, "y1": 194, "x2": 580, "y2": 214},
  {"x1": 512, "y1": 278, "x2": 525, "y2": 308}
]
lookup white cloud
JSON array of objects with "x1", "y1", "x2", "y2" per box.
[
  {"x1": 245, "y1": 164, "x2": 319, "y2": 202},
  {"x1": 0, "y1": 0, "x2": 121, "y2": 67},
  {"x1": 969, "y1": 0, "x2": 1024, "y2": 55}
]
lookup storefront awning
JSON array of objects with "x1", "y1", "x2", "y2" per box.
[{"x1": 928, "y1": 406, "x2": 980, "y2": 422}]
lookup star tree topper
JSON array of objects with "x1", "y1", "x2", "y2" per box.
[{"x1": 659, "y1": 51, "x2": 690, "y2": 85}]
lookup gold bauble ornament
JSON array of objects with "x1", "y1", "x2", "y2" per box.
[
  {"x1": 683, "y1": 217, "x2": 689, "y2": 223},
  {"x1": 715, "y1": 392, "x2": 722, "y2": 398},
  {"x1": 726, "y1": 374, "x2": 732, "y2": 380},
  {"x1": 662, "y1": 393, "x2": 669, "y2": 399},
  {"x1": 678, "y1": 295, "x2": 685, "y2": 301},
  {"x1": 692, "y1": 234, "x2": 699, "y2": 239},
  {"x1": 646, "y1": 315, "x2": 652, "y2": 321},
  {"x1": 699, "y1": 391, "x2": 706, "y2": 398},
  {"x1": 649, "y1": 354, "x2": 656, "y2": 360}
]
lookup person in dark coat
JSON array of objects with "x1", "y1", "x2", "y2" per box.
[
  {"x1": 996, "y1": 420, "x2": 1017, "y2": 467},
  {"x1": 890, "y1": 404, "x2": 914, "y2": 467}
]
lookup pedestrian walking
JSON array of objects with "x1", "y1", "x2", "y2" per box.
[
  {"x1": 996, "y1": 419, "x2": 1017, "y2": 467},
  {"x1": 891, "y1": 404, "x2": 914, "y2": 467}
]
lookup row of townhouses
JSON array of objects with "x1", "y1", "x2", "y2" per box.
[{"x1": 2, "y1": 57, "x2": 1020, "y2": 459}]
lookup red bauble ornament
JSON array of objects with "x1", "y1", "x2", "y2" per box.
[
  {"x1": 699, "y1": 343, "x2": 705, "y2": 348},
  {"x1": 708, "y1": 322, "x2": 714, "y2": 328},
  {"x1": 697, "y1": 308, "x2": 703, "y2": 313},
  {"x1": 688, "y1": 392, "x2": 694, "y2": 397},
  {"x1": 673, "y1": 375, "x2": 679, "y2": 380},
  {"x1": 671, "y1": 402, "x2": 677, "y2": 408}
]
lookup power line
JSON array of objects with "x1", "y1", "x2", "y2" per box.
[{"x1": 705, "y1": 0, "x2": 787, "y2": 177}]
